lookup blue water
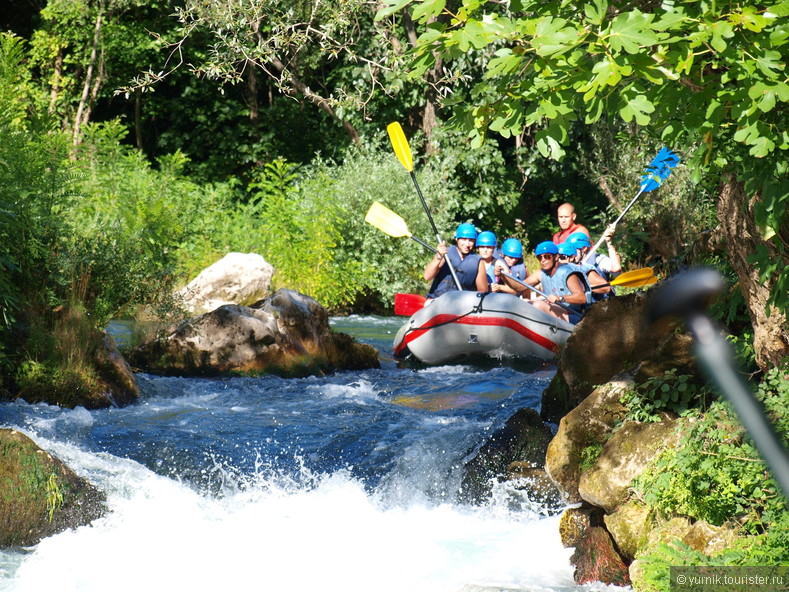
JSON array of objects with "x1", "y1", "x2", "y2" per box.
[{"x1": 0, "y1": 315, "x2": 626, "y2": 592}]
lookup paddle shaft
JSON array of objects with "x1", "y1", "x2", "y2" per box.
[
  {"x1": 501, "y1": 273, "x2": 574, "y2": 312},
  {"x1": 409, "y1": 170, "x2": 463, "y2": 290},
  {"x1": 583, "y1": 187, "x2": 645, "y2": 262},
  {"x1": 689, "y1": 312, "x2": 789, "y2": 501}
]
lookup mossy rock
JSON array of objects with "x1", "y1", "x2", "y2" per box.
[{"x1": 0, "y1": 429, "x2": 106, "y2": 547}]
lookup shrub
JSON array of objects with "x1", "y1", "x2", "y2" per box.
[
  {"x1": 634, "y1": 365, "x2": 788, "y2": 535},
  {"x1": 621, "y1": 369, "x2": 715, "y2": 422}
]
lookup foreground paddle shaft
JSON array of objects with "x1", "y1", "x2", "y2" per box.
[
  {"x1": 499, "y1": 273, "x2": 573, "y2": 312},
  {"x1": 650, "y1": 268, "x2": 789, "y2": 503},
  {"x1": 387, "y1": 122, "x2": 462, "y2": 290},
  {"x1": 583, "y1": 148, "x2": 680, "y2": 263}
]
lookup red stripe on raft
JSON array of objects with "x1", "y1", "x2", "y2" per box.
[{"x1": 395, "y1": 313, "x2": 561, "y2": 356}]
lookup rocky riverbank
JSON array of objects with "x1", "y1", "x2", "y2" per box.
[{"x1": 460, "y1": 290, "x2": 788, "y2": 589}]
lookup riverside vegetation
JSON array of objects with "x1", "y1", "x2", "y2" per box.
[
  {"x1": 1, "y1": 0, "x2": 788, "y2": 588},
  {"x1": 626, "y1": 364, "x2": 789, "y2": 588}
]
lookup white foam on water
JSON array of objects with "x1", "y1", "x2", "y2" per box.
[
  {"x1": 2, "y1": 442, "x2": 588, "y2": 592},
  {"x1": 315, "y1": 379, "x2": 381, "y2": 403}
]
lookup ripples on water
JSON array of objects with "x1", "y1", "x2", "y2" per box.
[{"x1": 0, "y1": 315, "x2": 628, "y2": 592}]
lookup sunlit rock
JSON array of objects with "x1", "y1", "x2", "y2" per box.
[
  {"x1": 0, "y1": 429, "x2": 106, "y2": 548},
  {"x1": 682, "y1": 519, "x2": 740, "y2": 555},
  {"x1": 544, "y1": 377, "x2": 631, "y2": 502},
  {"x1": 176, "y1": 252, "x2": 274, "y2": 314},
  {"x1": 129, "y1": 288, "x2": 379, "y2": 377},
  {"x1": 578, "y1": 419, "x2": 681, "y2": 513},
  {"x1": 603, "y1": 500, "x2": 652, "y2": 560}
]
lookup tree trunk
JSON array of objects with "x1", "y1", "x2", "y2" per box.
[
  {"x1": 717, "y1": 176, "x2": 789, "y2": 370},
  {"x1": 134, "y1": 89, "x2": 143, "y2": 150},
  {"x1": 80, "y1": 47, "x2": 105, "y2": 131},
  {"x1": 73, "y1": 11, "x2": 103, "y2": 146},
  {"x1": 49, "y1": 48, "x2": 63, "y2": 114},
  {"x1": 403, "y1": 11, "x2": 440, "y2": 147}
]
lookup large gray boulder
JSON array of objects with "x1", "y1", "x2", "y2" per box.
[
  {"x1": 176, "y1": 252, "x2": 274, "y2": 314},
  {"x1": 540, "y1": 291, "x2": 684, "y2": 423},
  {"x1": 0, "y1": 429, "x2": 106, "y2": 547},
  {"x1": 129, "y1": 288, "x2": 379, "y2": 376}
]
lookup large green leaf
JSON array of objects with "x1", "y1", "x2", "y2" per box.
[
  {"x1": 411, "y1": 0, "x2": 445, "y2": 23},
  {"x1": 619, "y1": 92, "x2": 655, "y2": 125},
  {"x1": 531, "y1": 17, "x2": 583, "y2": 57},
  {"x1": 607, "y1": 11, "x2": 661, "y2": 54},
  {"x1": 375, "y1": 0, "x2": 413, "y2": 21}
]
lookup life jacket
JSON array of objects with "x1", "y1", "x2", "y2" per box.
[
  {"x1": 427, "y1": 246, "x2": 482, "y2": 298},
  {"x1": 552, "y1": 224, "x2": 585, "y2": 245},
  {"x1": 584, "y1": 252, "x2": 614, "y2": 282},
  {"x1": 577, "y1": 262, "x2": 614, "y2": 302},
  {"x1": 540, "y1": 263, "x2": 589, "y2": 323},
  {"x1": 508, "y1": 262, "x2": 527, "y2": 281}
]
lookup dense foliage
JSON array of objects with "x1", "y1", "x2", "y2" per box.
[
  {"x1": 377, "y1": 0, "x2": 788, "y2": 326},
  {"x1": 629, "y1": 364, "x2": 789, "y2": 587}
]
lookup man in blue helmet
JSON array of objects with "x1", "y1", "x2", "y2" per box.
[
  {"x1": 518, "y1": 241, "x2": 589, "y2": 324},
  {"x1": 567, "y1": 228, "x2": 621, "y2": 281},
  {"x1": 494, "y1": 238, "x2": 528, "y2": 295},
  {"x1": 423, "y1": 223, "x2": 489, "y2": 299},
  {"x1": 557, "y1": 241, "x2": 612, "y2": 303}
]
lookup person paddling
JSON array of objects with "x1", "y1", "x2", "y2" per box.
[
  {"x1": 568, "y1": 229, "x2": 621, "y2": 280},
  {"x1": 520, "y1": 241, "x2": 589, "y2": 324},
  {"x1": 557, "y1": 241, "x2": 612, "y2": 303},
  {"x1": 552, "y1": 203, "x2": 591, "y2": 245},
  {"x1": 494, "y1": 238, "x2": 528, "y2": 296},
  {"x1": 475, "y1": 231, "x2": 500, "y2": 287},
  {"x1": 424, "y1": 223, "x2": 489, "y2": 301}
]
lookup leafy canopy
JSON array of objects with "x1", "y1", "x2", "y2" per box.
[{"x1": 377, "y1": 0, "x2": 789, "y2": 310}]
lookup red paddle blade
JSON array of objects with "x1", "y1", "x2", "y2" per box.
[{"x1": 394, "y1": 293, "x2": 426, "y2": 316}]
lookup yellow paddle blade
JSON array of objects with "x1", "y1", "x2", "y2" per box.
[
  {"x1": 387, "y1": 122, "x2": 414, "y2": 172},
  {"x1": 610, "y1": 267, "x2": 657, "y2": 287},
  {"x1": 365, "y1": 201, "x2": 412, "y2": 238}
]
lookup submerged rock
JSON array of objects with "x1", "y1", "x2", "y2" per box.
[
  {"x1": 0, "y1": 429, "x2": 106, "y2": 548},
  {"x1": 129, "y1": 288, "x2": 379, "y2": 377},
  {"x1": 458, "y1": 408, "x2": 555, "y2": 505}
]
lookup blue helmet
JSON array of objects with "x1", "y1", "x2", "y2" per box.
[
  {"x1": 476, "y1": 231, "x2": 497, "y2": 247},
  {"x1": 567, "y1": 232, "x2": 591, "y2": 249},
  {"x1": 535, "y1": 241, "x2": 558, "y2": 256},
  {"x1": 455, "y1": 223, "x2": 478, "y2": 240},
  {"x1": 501, "y1": 238, "x2": 523, "y2": 258},
  {"x1": 557, "y1": 242, "x2": 577, "y2": 257}
]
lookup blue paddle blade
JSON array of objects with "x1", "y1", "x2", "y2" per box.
[{"x1": 640, "y1": 147, "x2": 680, "y2": 192}]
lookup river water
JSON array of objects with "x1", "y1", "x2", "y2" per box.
[{"x1": 0, "y1": 316, "x2": 626, "y2": 592}]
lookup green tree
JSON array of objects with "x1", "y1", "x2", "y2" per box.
[{"x1": 378, "y1": 0, "x2": 789, "y2": 369}]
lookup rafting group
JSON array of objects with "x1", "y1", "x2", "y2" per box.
[{"x1": 423, "y1": 203, "x2": 622, "y2": 325}]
